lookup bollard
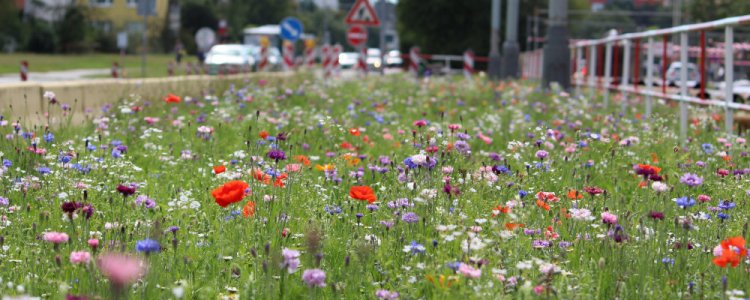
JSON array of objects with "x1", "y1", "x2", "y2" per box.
[
  {"x1": 20, "y1": 61, "x2": 28, "y2": 81},
  {"x1": 409, "y1": 47, "x2": 420, "y2": 78},
  {"x1": 111, "y1": 62, "x2": 120, "y2": 78},
  {"x1": 357, "y1": 46, "x2": 367, "y2": 76},
  {"x1": 282, "y1": 41, "x2": 294, "y2": 71},
  {"x1": 321, "y1": 44, "x2": 331, "y2": 78},
  {"x1": 332, "y1": 44, "x2": 342, "y2": 77},
  {"x1": 304, "y1": 39, "x2": 316, "y2": 69},
  {"x1": 463, "y1": 50, "x2": 475, "y2": 80}
]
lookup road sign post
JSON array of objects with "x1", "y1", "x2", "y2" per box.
[
  {"x1": 347, "y1": 25, "x2": 367, "y2": 48},
  {"x1": 345, "y1": 0, "x2": 381, "y2": 27}
]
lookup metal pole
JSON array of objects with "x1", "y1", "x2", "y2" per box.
[
  {"x1": 679, "y1": 32, "x2": 688, "y2": 145},
  {"x1": 603, "y1": 42, "x2": 612, "y2": 108},
  {"x1": 501, "y1": 0, "x2": 519, "y2": 79},
  {"x1": 379, "y1": 0, "x2": 386, "y2": 76},
  {"x1": 142, "y1": 15, "x2": 148, "y2": 78},
  {"x1": 645, "y1": 37, "x2": 654, "y2": 118},
  {"x1": 575, "y1": 45, "x2": 583, "y2": 97},
  {"x1": 621, "y1": 39, "x2": 630, "y2": 114},
  {"x1": 488, "y1": 0, "x2": 502, "y2": 79},
  {"x1": 588, "y1": 44, "x2": 597, "y2": 101},
  {"x1": 724, "y1": 26, "x2": 734, "y2": 134},
  {"x1": 542, "y1": 0, "x2": 570, "y2": 89}
]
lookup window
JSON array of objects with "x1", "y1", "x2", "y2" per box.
[
  {"x1": 127, "y1": 0, "x2": 137, "y2": 7},
  {"x1": 125, "y1": 22, "x2": 145, "y2": 33},
  {"x1": 91, "y1": 21, "x2": 112, "y2": 33},
  {"x1": 89, "y1": 0, "x2": 112, "y2": 7}
]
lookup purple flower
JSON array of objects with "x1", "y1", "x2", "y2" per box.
[
  {"x1": 679, "y1": 173, "x2": 703, "y2": 187},
  {"x1": 267, "y1": 149, "x2": 286, "y2": 161},
  {"x1": 376, "y1": 289, "x2": 400, "y2": 299},
  {"x1": 535, "y1": 150, "x2": 549, "y2": 160},
  {"x1": 532, "y1": 240, "x2": 551, "y2": 248},
  {"x1": 281, "y1": 248, "x2": 300, "y2": 273},
  {"x1": 401, "y1": 212, "x2": 419, "y2": 223},
  {"x1": 135, "y1": 239, "x2": 160, "y2": 254},
  {"x1": 674, "y1": 196, "x2": 696, "y2": 208},
  {"x1": 301, "y1": 269, "x2": 326, "y2": 288},
  {"x1": 453, "y1": 141, "x2": 471, "y2": 155}
]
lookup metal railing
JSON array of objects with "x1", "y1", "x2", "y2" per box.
[{"x1": 570, "y1": 15, "x2": 750, "y2": 140}]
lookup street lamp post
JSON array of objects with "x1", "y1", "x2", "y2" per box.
[
  {"x1": 488, "y1": 0, "x2": 502, "y2": 79},
  {"x1": 501, "y1": 0, "x2": 519, "y2": 79}
]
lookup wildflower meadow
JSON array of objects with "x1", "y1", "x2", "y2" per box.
[{"x1": 0, "y1": 74, "x2": 748, "y2": 299}]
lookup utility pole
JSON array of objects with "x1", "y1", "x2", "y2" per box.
[
  {"x1": 488, "y1": 0, "x2": 502, "y2": 79},
  {"x1": 500, "y1": 0, "x2": 519, "y2": 79},
  {"x1": 379, "y1": 0, "x2": 386, "y2": 75},
  {"x1": 542, "y1": 0, "x2": 570, "y2": 89}
]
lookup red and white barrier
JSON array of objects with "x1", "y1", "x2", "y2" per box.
[
  {"x1": 463, "y1": 50, "x2": 474, "y2": 80},
  {"x1": 258, "y1": 45, "x2": 269, "y2": 72},
  {"x1": 321, "y1": 44, "x2": 331, "y2": 78},
  {"x1": 20, "y1": 61, "x2": 28, "y2": 81},
  {"x1": 409, "y1": 47, "x2": 420, "y2": 77},
  {"x1": 111, "y1": 62, "x2": 120, "y2": 78},
  {"x1": 304, "y1": 40, "x2": 316, "y2": 68},
  {"x1": 357, "y1": 46, "x2": 368, "y2": 75},
  {"x1": 282, "y1": 41, "x2": 295, "y2": 71},
  {"x1": 332, "y1": 44, "x2": 342, "y2": 76}
]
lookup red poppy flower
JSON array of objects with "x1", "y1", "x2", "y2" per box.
[
  {"x1": 349, "y1": 128, "x2": 361, "y2": 136},
  {"x1": 213, "y1": 165, "x2": 226, "y2": 175},
  {"x1": 713, "y1": 236, "x2": 748, "y2": 268},
  {"x1": 350, "y1": 186, "x2": 377, "y2": 204},
  {"x1": 211, "y1": 181, "x2": 249, "y2": 207},
  {"x1": 259, "y1": 131, "x2": 269, "y2": 139},
  {"x1": 164, "y1": 93, "x2": 181, "y2": 103},
  {"x1": 243, "y1": 201, "x2": 256, "y2": 218}
]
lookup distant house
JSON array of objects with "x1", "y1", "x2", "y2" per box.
[
  {"x1": 76, "y1": 0, "x2": 169, "y2": 36},
  {"x1": 22, "y1": 0, "x2": 74, "y2": 22}
]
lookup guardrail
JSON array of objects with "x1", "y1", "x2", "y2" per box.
[{"x1": 570, "y1": 15, "x2": 750, "y2": 140}]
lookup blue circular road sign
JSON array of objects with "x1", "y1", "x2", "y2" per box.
[{"x1": 280, "y1": 17, "x2": 303, "y2": 41}]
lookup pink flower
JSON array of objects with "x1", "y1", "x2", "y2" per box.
[
  {"x1": 70, "y1": 251, "x2": 91, "y2": 264},
  {"x1": 413, "y1": 120, "x2": 427, "y2": 127},
  {"x1": 713, "y1": 245, "x2": 724, "y2": 256},
  {"x1": 533, "y1": 285, "x2": 545, "y2": 295},
  {"x1": 285, "y1": 164, "x2": 302, "y2": 173},
  {"x1": 601, "y1": 212, "x2": 618, "y2": 224},
  {"x1": 88, "y1": 239, "x2": 100, "y2": 249},
  {"x1": 382, "y1": 133, "x2": 393, "y2": 140},
  {"x1": 43, "y1": 232, "x2": 69, "y2": 244},
  {"x1": 448, "y1": 124, "x2": 461, "y2": 132},
  {"x1": 697, "y1": 194, "x2": 711, "y2": 202},
  {"x1": 458, "y1": 263, "x2": 481, "y2": 279},
  {"x1": 97, "y1": 253, "x2": 147, "y2": 287}
]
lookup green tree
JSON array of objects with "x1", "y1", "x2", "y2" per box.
[
  {"x1": 689, "y1": 1, "x2": 750, "y2": 23},
  {"x1": 57, "y1": 5, "x2": 90, "y2": 53},
  {"x1": 180, "y1": 1, "x2": 219, "y2": 53},
  {"x1": 0, "y1": 0, "x2": 23, "y2": 52}
]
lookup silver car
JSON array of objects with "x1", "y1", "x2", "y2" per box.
[{"x1": 204, "y1": 44, "x2": 255, "y2": 74}]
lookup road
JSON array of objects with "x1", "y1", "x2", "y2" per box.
[{"x1": 0, "y1": 68, "x2": 110, "y2": 84}]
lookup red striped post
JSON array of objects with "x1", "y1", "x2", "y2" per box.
[
  {"x1": 111, "y1": 62, "x2": 120, "y2": 78},
  {"x1": 321, "y1": 44, "x2": 331, "y2": 78},
  {"x1": 20, "y1": 61, "x2": 28, "y2": 81},
  {"x1": 699, "y1": 30, "x2": 706, "y2": 99},
  {"x1": 332, "y1": 44, "x2": 342, "y2": 77},
  {"x1": 282, "y1": 41, "x2": 295, "y2": 71},
  {"x1": 409, "y1": 46, "x2": 420, "y2": 78},
  {"x1": 463, "y1": 49, "x2": 475, "y2": 80},
  {"x1": 357, "y1": 46, "x2": 368, "y2": 76},
  {"x1": 304, "y1": 39, "x2": 316, "y2": 68}
]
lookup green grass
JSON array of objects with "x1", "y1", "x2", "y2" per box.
[
  {"x1": 0, "y1": 74, "x2": 747, "y2": 299},
  {"x1": 0, "y1": 52, "x2": 196, "y2": 78}
]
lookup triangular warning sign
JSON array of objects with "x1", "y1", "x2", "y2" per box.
[{"x1": 345, "y1": 0, "x2": 380, "y2": 27}]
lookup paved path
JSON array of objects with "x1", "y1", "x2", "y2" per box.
[{"x1": 0, "y1": 68, "x2": 110, "y2": 84}]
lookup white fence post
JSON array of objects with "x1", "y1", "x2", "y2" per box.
[
  {"x1": 588, "y1": 45, "x2": 597, "y2": 101},
  {"x1": 621, "y1": 39, "x2": 631, "y2": 114},
  {"x1": 645, "y1": 37, "x2": 654, "y2": 118},
  {"x1": 604, "y1": 42, "x2": 613, "y2": 108},
  {"x1": 725, "y1": 26, "x2": 734, "y2": 134},
  {"x1": 679, "y1": 32, "x2": 689, "y2": 144}
]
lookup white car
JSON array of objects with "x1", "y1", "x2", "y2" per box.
[
  {"x1": 385, "y1": 50, "x2": 403, "y2": 67},
  {"x1": 367, "y1": 48, "x2": 382, "y2": 70},
  {"x1": 204, "y1": 44, "x2": 255, "y2": 74},
  {"x1": 663, "y1": 62, "x2": 701, "y2": 88},
  {"x1": 338, "y1": 52, "x2": 358, "y2": 69},
  {"x1": 717, "y1": 79, "x2": 750, "y2": 103}
]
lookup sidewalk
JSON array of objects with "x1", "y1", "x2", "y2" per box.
[{"x1": 0, "y1": 68, "x2": 110, "y2": 84}]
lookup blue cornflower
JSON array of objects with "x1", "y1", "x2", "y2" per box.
[
  {"x1": 37, "y1": 166, "x2": 51, "y2": 175},
  {"x1": 404, "y1": 240, "x2": 426, "y2": 254},
  {"x1": 718, "y1": 201, "x2": 736, "y2": 210},
  {"x1": 717, "y1": 213, "x2": 729, "y2": 220},
  {"x1": 44, "y1": 132, "x2": 54, "y2": 143},
  {"x1": 3, "y1": 159, "x2": 11, "y2": 167},
  {"x1": 59, "y1": 155, "x2": 72, "y2": 164},
  {"x1": 111, "y1": 149, "x2": 122, "y2": 158},
  {"x1": 325, "y1": 205, "x2": 342, "y2": 215},
  {"x1": 518, "y1": 190, "x2": 528, "y2": 198},
  {"x1": 135, "y1": 239, "x2": 161, "y2": 254},
  {"x1": 701, "y1": 143, "x2": 714, "y2": 154},
  {"x1": 446, "y1": 261, "x2": 461, "y2": 271},
  {"x1": 674, "y1": 196, "x2": 696, "y2": 208},
  {"x1": 86, "y1": 144, "x2": 96, "y2": 151},
  {"x1": 401, "y1": 212, "x2": 419, "y2": 223},
  {"x1": 661, "y1": 257, "x2": 675, "y2": 266}
]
